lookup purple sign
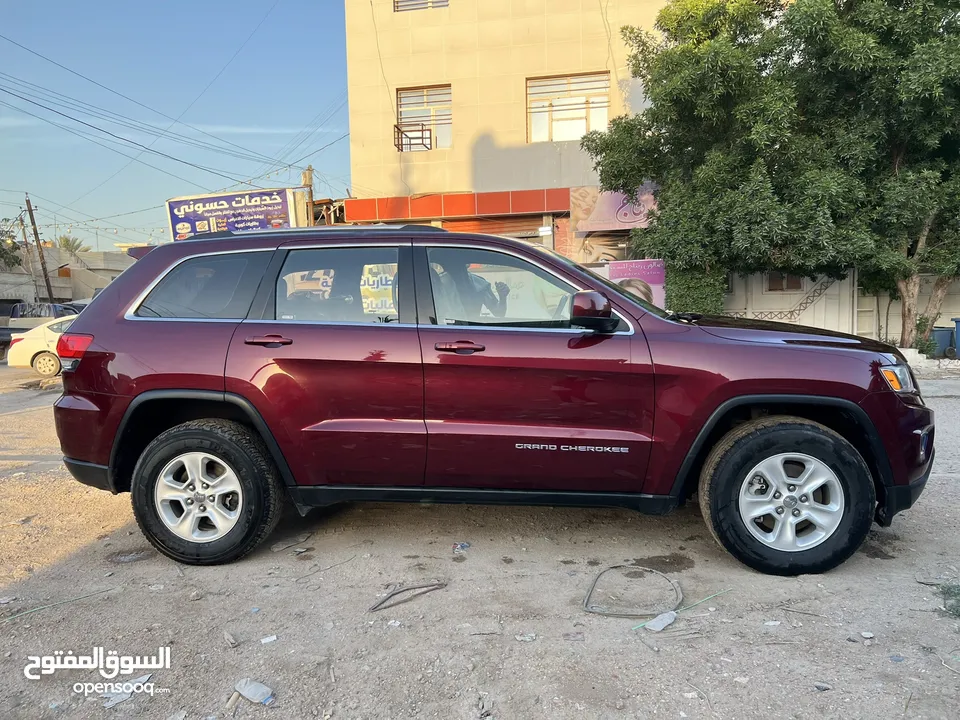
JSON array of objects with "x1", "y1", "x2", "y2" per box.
[{"x1": 167, "y1": 189, "x2": 293, "y2": 240}]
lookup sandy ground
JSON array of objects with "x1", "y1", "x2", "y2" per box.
[{"x1": 0, "y1": 365, "x2": 958, "y2": 720}]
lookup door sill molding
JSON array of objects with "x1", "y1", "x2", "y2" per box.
[{"x1": 287, "y1": 485, "x2": 678, "y2": 516}]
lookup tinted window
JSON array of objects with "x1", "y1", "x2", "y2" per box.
[
  {"x1": 426, "y1": 248, "x2": 575, "y2": 328},
  {"x1": 136, "y1": 252, "x2": 269, "y2": 319},
  {"x1": 48, "y1": 318, "x2": 75, "y2": 333},
  {"x1": 275, "y1": 247, "x2": 401, "y2": 324}
]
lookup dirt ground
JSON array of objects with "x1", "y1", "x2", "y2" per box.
[{"x1": 1, "y1": 364, "x2": 958, "y2": 720}]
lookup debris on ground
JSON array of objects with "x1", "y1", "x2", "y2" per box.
[
  {"x1": 940, "y1": 582, "x2": 960, "y2": 616},
  {"x1": 860, "y1": 631, "x2": 875, "y2": 639},
  {"x1": 148, "y1": 584, "x2": 164, "y2": 591},
  {"x1": 452, "y1": 542, "x2": 471, "y2": 554},
  {"x1": 890, "y1": 654, "x2": 905, "y2": 662},
  {"x1": 814, "y1": 682, "x2": 833, "y2": 691},
  {"x1": 368, "y1": 581, "x2": 447, "y2": 612},
  {"x1": 223, "y1": 631, "x2": 238, "y2": 648},
  {"x1": 764, "y1": 620, "x2": 781, "y2": 626},
  {"x1": 387, "y1": 620, "x2": 402, "y2": 627},
  {"x1": 271, "y1": 533, "x2": 312, "y2": 552},
  {"x1": 734, "y1": 676, "x2": 748, "y2": 684},
  {"x1": 109, "y1": 550, "x2": 152, "y2": 564},
  {"x1": 631, "y1": 588, "x2": 732, "y2": 630},
  {"x1": 166, "y1": 712, "x2": 187, "y2": 720},
  {"x1": 583, "y1": 565, "x2": 683, "y2": 618},
  {"x1": 682, "y1": 692, "x2": 698, "y2": 699},
  {"x1": 189, "y1": 590, "x2": 202, "y2": 601},
  {"x1": 236, "y1": 678, "x2": 275, "y2": 706},
  {"x1": 225, "y1": 690, "x2": 241, "y2": 713},
  {"x1": 514, "y1": 633, "x2": 537, "y2": 642},
  {"x1": 645, "y1": 611, "x2": 677, "y2": 633},
  {"x1": 101, "y1": 674, "x2": 151, "y2": 708},
  {"x1": 562, "y1": 631, "x2": 585, "y2": 641},
  {"x1": 0, "y1": 596, "x2": 15, "y2": 604},
  {"x1": 260, "y1": 634, "x2": 278, "y2": 644}
]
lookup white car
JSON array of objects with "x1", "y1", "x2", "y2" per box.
[{"x1": 7, "y1": 316, "x2": 77, "y2": 377}]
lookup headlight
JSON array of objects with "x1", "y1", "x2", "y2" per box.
[{"x1": 881, "y1": 363, "x2": 916, "y2": 393}]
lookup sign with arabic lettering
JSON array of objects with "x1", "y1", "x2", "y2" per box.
[{"x1": 166, "y1": 189, "x2": 295, "y2": 240}]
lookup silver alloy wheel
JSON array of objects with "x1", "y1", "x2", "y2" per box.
[
  {"x1": 34, "y1": 353, "x2": 59, "y2": 376},
  {"x1": 738, "y1": 453, "x2": 845, "y2": 552},
  {"x1": 154, "y1": 452, "x2": 243, "y2": 543}
]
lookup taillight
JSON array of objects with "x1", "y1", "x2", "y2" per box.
[
  {"x1": 9, "y1": 338, "x2": 22, "y2": 347},
  {"x1": 57, "y1": 333, "x2": 94, "y2": 371}
]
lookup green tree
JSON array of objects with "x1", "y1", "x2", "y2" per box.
[
  {"x1": 0, "y1": 218, "x2": 23, "y2": 269},
  {"x1": 57, "y1": 235, "x2": 90, "y2": 253},
  {"x1": 583, "y1": 0, "x2": 960, "y2": 345}
]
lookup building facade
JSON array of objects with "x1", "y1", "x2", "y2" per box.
[{"x1": 344, "y1": 0, "x2": 657, "y2": 258}]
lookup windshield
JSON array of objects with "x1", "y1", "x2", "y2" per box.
[{"x1": 533, "y1": 245, "x2": 672, "y2": 319}]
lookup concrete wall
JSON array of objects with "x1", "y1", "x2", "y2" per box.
[{"x1": 345, "y1": 0, "x2": 661, "y2": 197}]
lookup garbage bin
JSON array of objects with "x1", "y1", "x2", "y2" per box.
[{"x1": 931, "y1": 326, "x2": 955, "y2": 358}]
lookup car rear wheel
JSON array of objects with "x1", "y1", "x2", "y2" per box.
[
  {"x1": 32, "y1": 351, "x2": 61, "y2": 378},
  {"x1": 699, "y1": 416, "x2": 875, "y2": 575},
  {"x1": 131, "y1": 420, "x2": 284, "y2": 565}
]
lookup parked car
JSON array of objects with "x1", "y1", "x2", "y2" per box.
[
  {"x1": 8, "y1": 315, "x2": 77, "y2": 377},
  {"x1": 0, "y1": 303, "x2": 79, "y2": 361},
  {"x1": 53, "y1": 227, "x2": 934, "y2": 574}
]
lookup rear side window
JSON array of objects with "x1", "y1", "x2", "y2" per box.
[
  {"x1": 136, "y1": 252, "x2": 270, "y2": 319},
  {"x1": 274, "y1": 247, "x2": 401, "y2": 324}
]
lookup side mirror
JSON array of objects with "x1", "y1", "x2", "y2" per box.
[{"x1": 570, "y1": 291, "x2": 619, "y2": 333}]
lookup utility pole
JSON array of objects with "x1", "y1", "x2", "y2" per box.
[
  {"x1": 20, "y1": 217, "x2": 43, "y2": 301},
  {"x1": 302, "y1": 165, "x2": 315, "y2": 226},
  {"x1": 25, "y1": 194, "x2": 54, "y2": 302}
]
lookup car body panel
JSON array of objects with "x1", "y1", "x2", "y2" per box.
[{"x1": 7, "y1": 315, "x2": 76, "y2": 369}]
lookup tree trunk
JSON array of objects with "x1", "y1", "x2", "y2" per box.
[
  {"x1": 884, "y1": 294, "x2": 892, "y2": 343},
  {"x1": 897, "y1": 275, "x2": 920, "y2": 347},
  {"x1": 920, "y1": 275, "x2": 955, "y2": 341}
]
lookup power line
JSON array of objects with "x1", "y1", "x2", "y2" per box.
[
  {"x1": 0, "y1": 87, "x2": 266, "y2": 187},
  {"x1": 0, "y1": 32, "x2": 292, "y2": 169},
  {"x1": 67, "y1": 0, "x2": 285, "y2": 204}
]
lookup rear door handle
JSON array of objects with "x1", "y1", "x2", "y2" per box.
[
  {"x1": 245, "y1": 335, "x2": 293, "y2": 347},
  {"x1": 435, "y1": 341, "x2": 485, "y2": 354}
]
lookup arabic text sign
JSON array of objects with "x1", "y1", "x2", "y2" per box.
[
  {"x1": 24, "y1": 646, "x2": 171, "y2": 680},
  {"x1": 167, "y1": 190, "x2": 292, "y2": 240},
  {"x1": 570, "y1": 183, "x2": 657, "y2": 233}
]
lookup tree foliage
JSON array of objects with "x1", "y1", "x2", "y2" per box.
[
  {"x1": 57, "y1": 235, "x2": 90, "y2": 253},
  {"x1": 583, "y1": 0, "x2": 960, "y2": 345},
  {"x1": 0, "y1": 219, "x2": 23, "y2": 269}
]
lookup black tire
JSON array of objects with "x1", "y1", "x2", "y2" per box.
[
  {"x1": 32, "y1": 351, "x2": 61, "y2": 378},
  {"x1": 131, "y1": 420, "x2": 285, "y2": 565},
  {"x1": 698, "y1": 416, "x2": 875, "y2": 576}
]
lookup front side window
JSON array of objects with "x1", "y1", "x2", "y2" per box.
[
  {"x1": 136, "y1": 252, "x2": 270, "y2": 319},
  {"x1": 527, "y1": 73, "x2": 610, "y2": 143},
  {"x1": 426, "y1": 248, "x2": 575, "y2": 328},
  {"x1": 275, "y1": 247, "x2": 401, "y2": 324},
  {"x1": 396, "y1": 86, "x2": 452, "y2": 151}
]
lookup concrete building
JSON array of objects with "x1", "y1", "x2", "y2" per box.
[{"x1": 344, "y1": 0, "x2": 656, "y2": 253}]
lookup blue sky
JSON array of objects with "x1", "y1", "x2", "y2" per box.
[{"x1": 0, "y1": 0, "x2": 351, "y2": 250}]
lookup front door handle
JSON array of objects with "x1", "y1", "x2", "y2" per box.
[
  {"x1": 245, "y1": 334, "x2": 293, "y2": 347},
  {"x1": 435, "y1": 341, "x2": 485, "y2": 355}
]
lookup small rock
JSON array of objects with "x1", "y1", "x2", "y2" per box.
[
  {"x1": 15, "y1": 515, "x2": 35, "y2": 525},
  {"x1": 292, "y1": 548, "x2": 308, "y2": 555},
  {"x1": 251, "y1": 607, "x2": 260, "y2": 613},
  {"x1": 708, "y1": 607, "x2": 716, "y2": 612},
  {"x1": 260, "y1": 634, "x2": 278, "y2": 644},
  {"x1": 890, "y1": 654, "x2": 905, "y2": 662},
  {"x1": 166, "y1": 712, "x2": 188, "y2": 720},
  {"x1": 860, "y1": 632, "x2": 874, "y2": 639},
  {"x1": 514, "y1": 633, "x2": 537, "y2": 642},
  {"x1": 104, "y1": 572, "x2": 113, "y2": 577},
  {"x1": 189, "y1": 590, "x2": 203, "y2": 601},
  {"x1": 734, "y1": 676, "x2": 748, "y2": 684},
  {"x1": 814, "y1": 682, "x2": 833, "y2": 691},
  {"x1": 864, "y1": 639, "x2": 873, "y2": 646},
  {"x1": 148, "y1": 584, "x2": 164, "y2": 591},
  {"x1": 646, "y1": 611, "x2": 677, "y2": 632},
  {"x1": 324, "y1": 621, "x2": 334, "y2": 630},
  {"x1": 764, "y1": 620, "x2": 781, "y2": 626},
  {"x1": 846, "y1": 636, "x2": 859, "y2": 643},
  {"x1": 562, "y1": 632, "x2": 585, "y2": 641},
  {"x1": 0, "y1": 597, "x2": 16, "y2": 604},
  {"x1": 387, "y1": 620, "x2": 402, "y2": 627},
  {"x1": 682, "y1": 692, "x2": 698, "y2": 699},
  {"x1": 223, "y1": 631, "x2": 238, "y2": 648}
]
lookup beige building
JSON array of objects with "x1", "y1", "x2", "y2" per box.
[{"x1": 344, "y1": 0, "x2": 659, "y2": 243}]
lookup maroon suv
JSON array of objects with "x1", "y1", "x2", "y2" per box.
[{"x1": 53, "y1": 227, "x2": 934, "y2": 575}]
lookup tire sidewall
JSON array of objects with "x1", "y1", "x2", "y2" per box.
[
  {"x1": 709, "y1": 424, "x2": 875, "y2": 575},
  {"x1": 132, "y1": 428, "x2": 268, "y2": 564},
  {"x1": 33, "y1": 352, "x2": 61, "y2": 378}
]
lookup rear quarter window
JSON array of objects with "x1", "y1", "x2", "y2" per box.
[{"x1": 135, "y1": 252, "x2": 271, "y2": 319}]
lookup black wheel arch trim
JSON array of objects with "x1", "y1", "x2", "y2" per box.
[
  {"x1": 670, "y1": 393, "x2": 895, "y2": 498},
  {"x1": 109, "y1": 389, "x2": 298, "y2": 489}
]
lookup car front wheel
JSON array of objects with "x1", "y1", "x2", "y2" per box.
[
  {"x1": 131, "y1": 420, "x2": 284, "y2": 565},
  {"x1": 699, "y1": 416, "x2": 875, "y2": 575}
]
